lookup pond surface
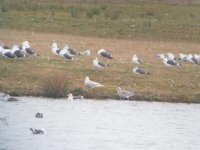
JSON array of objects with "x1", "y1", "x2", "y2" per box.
[{"x1": 0, "y1": 97, "x2": 200, "y2": 150}]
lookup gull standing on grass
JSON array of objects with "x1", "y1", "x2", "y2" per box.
[
  {"x1": 22, "y1": 41, "x2": 39, "y2": 56},
  {"x1": 79, "y1": 49, "x2": 90, "y2": 56},
  {"x1": 51, "y1": 42, "x2": 61, "y2": 55},
  {"x1": 116, "y1": 87, "x2": 134, "y2": 100},
  {"x1": 93, "y1": 57, "x2": 108, "y2": 69},
  {"x1": 59, "y1": 45, "x2": 73, "y2": 60},
  {"x1": 97, "y1": 49, "x2": 113, "y2": 59},
  {"x1": 162, "y1": 58, "x2": 180, "y2": 67},
  {"x1": 133, "y1": 66, "x2": 150, "y2": 75},
  {"x1": 84, "y1": 77, "x2": 104, "y2": 89},
  {"x1": 132, "y1": 55, "x2": 142, "y2": 65}
]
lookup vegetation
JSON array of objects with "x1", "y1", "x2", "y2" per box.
[
  {"x1": 0, "y1": 0, "x2": 200, "y2": 102},
  {"x1": 0, "y1": 0, "x2": 200, "y2": 41},
  {"x1": 42, "y1": 72, "x2": 69, "y2": 98}
]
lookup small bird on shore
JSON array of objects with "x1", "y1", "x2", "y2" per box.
[
  {"x1": 116, "y1": 87, "x2": 134, "y2": 100},
  {"x1": 133, "y1": 66, "x2": 149, "y2": 75},
  {"x1": 11, "y1": 45, "x2": 25, "y2": 58},
  {"x1": 30, "y1": 128, "x2": 46, "y2": 134},
  {"x1": 132, "y1": 55, "x2": 142, "y2": 65},
  {"x1": 67, "y1": 93, "x2": 84, "y2": 100},
  {"x1": 97, "y1": 49, "x2": 113, "y2": 59},
  {"x1": 93, "y1": 57, "x2": 108, "y2": 69},
  {"x1": 84, "y1": 77, "x2": 104, "y2": 89}
]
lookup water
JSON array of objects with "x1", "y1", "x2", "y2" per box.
[{"x1": 0, "y1": 97, "x2": 200, "y2": 150}]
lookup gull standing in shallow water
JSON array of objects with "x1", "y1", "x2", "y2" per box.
[
  {"x1": 116, "y1": 87, "x2": 134, "y2": 100},
  {"x1": 30, "y1": 128, "x2": 46, "y2": 134},
  {"x1": 67, "y1": 93, "x2": 84, "y2": 100},
  {"x1": 84, "y1": 77, "x2": 104, "y2": 89}
]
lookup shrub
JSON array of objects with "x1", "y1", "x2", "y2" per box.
[
  {"x1": 70, "y1": 7, "x2": 79, "y2": 18},
  {"x1": 86, "y1": 10, "x2": 93, "y2": 18},
  {"x1": 42, "y1": 72, "x2": 70, "y2": 98},
  {"x1": 104, "y1": 10, "x2": 121, "y2": 20}
]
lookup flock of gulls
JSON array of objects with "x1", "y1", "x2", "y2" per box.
[
  {"x1": 1, "y1": 40, "x2": 200, "y2": 135},
  {"x1": 0, "y1": 41, "x2": 200, "y2": 101}
]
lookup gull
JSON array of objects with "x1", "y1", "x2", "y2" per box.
[
  {"x1": 132, "y1": 54, "x2": 142, "y2": 65},
  {"x1": 0, "y1": 92, "x2": 18, "y2": 101},
  {"x1": 185, "y1": 54, "x2": 199, "y2": 64},
  {"x1": 35, "y1": 112, "x2": 43, "y2": 118},
  {"x1": 116, "y1": 87, "x2": 134, "y2": 100},
  {"x1": 179, "y1": 53, "x2": 188, "y2": 61},
  {"x1": 1, "y1": 48, "x2": 15, "y2": 58},
  {"x1": 64, "y1": 44, "x2": 78, "y2": 56},
  {"x1": 51, "y1": 42, "x2": 61, "y2": 55},
  {"x1": 79, "y1": 49, "x2": 90, "y2": 56},
  {"x1": 11, "y1": 45, "x2": 25, "y2": 58},
  {"x1": 133, "y1": 66, "x2": 150, "y2": 75},
  {"x1": 93, "y1": 57, "x2": 108, "y2": 69},
  {"x1": 162, "y1": 58, "x2": 180, "y2": 67},
  {"x1": 22, "y1": 41, "x2": 39, "y2": 56},
  {"x1": 67, "y1": 93, "x2": 84, "y2": 100},
  {"x1": 155, "y1": 53, "x2": 165, "y2": 60},
  {"x1": 84, "y1": 77, "x2": 104, "y2": 89},
  {"x1": 97, "y1": 49, "x2": 113, "y2": 59},
  {"x1": 166, "y1": 53, "x2": 176, "y2": 61},
  {"x1": 30, "y1": 128, "x2": 46, "y2": 134},
  {"x1": 59, "y1": 46, "x2": 73, "y2": 60}
]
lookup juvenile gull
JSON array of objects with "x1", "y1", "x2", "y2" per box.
[
  {"x1": 155, "y1": 53, "x2": 165, "y2": 60},
  {"x1": 132, "y1": 54, "x2": 142, "y2": 65},
  {"x1": 79, "y1": 49, "x2": 90, "y2": 56},
  {"x1": 84, "y1": 77, "x2": 104, "y2": 89},
  {"x1": 97, "y1": 49, "x2": 113, "y2": 59},
  {"x1": 116, "y1": 87, "x2": 134, "y2": 100},
  {"x1": 93, "y1": 57, "x2": 108, "y2": 69},
  {"x1": 133, "y1": 66, "x2": 149, "y2": 75}
]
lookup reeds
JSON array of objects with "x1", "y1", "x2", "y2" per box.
[{"x1": 42, "y1": 72, "x2": 70, "y2": 98}]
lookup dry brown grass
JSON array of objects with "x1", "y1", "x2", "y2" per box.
[{"x1": 0, "y1": 29, "x2": 199, "y2": 102}]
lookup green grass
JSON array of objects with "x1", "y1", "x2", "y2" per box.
[{"x1": 1, "y1": 0, "x2": 200, "y2": 41}]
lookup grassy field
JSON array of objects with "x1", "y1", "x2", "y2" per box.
[
  {"x1": 0, "y1": 0, "x2": 200, "y2": 102},
  {"x1": 0, "y1": 29, "x2": 200, "y2": 103},
  {"x1": 0, "y1": 0, "x2": 200, "y2": 41}
]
